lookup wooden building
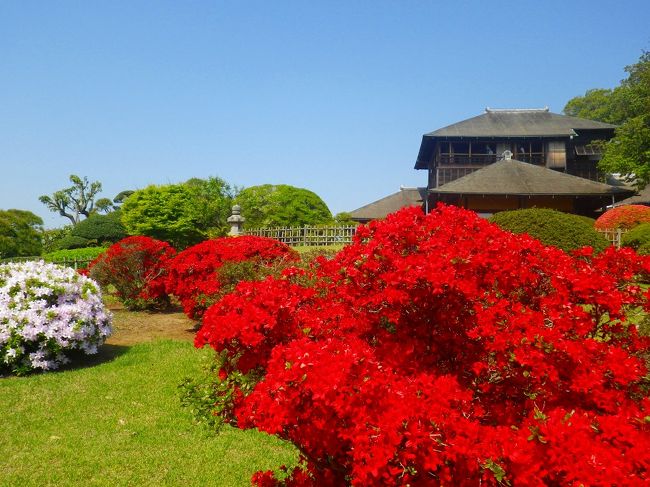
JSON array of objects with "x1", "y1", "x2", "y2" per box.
[
  {"x1": 416, "y1": 107, "x2": 618, "y2": 187},
  {"x1": 350, "y1": 107, "x2": 634, "y2": 222},
  {"x1": 349, "y1": 187, "x2": 427, "y2": 223}
]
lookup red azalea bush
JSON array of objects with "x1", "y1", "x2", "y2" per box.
[
  {"x1": 87, "y1": 236, "x2": 176, "y2": 310},
  {"x1": 166, "y1": 235, "x2": 298, "y2": 320},
  {"x1": 595, "y1": 204, "x2": 650, "y2": 230},
  {"x1": 195, "y1": 204, "x2": 650, "y2": 486}
]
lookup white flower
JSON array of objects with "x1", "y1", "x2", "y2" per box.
[{"x1": 0, "y1": 261, "x2": 112, "y2": 373}]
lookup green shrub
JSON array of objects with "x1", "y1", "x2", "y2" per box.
[
  {"x1": 637, "y1": 241, "x2": 650, "y2": 256},
  {"x1": 54, "y1": 234, "x2": 92, "y2": 250},
  {"x1": 489, "y1": 208, "x2": 609, "y2": 253},
  {"x1": 294, "y1": 245, "x2": 344, "y2": 263},
  {"x1": 621, "y1": 223, "x2": 650, "y2": 254},
  {"x1": 71, "y1": 211, "x2": 127, "y2": 244},
  {"x1": 41, "y1": 226, "x2": 73, "y2": 253}
]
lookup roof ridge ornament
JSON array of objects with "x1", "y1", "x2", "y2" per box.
[{"x1": 485, "y1": 107, "x2": 550, "y2": 113}]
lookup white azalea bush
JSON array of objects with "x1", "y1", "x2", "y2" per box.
[{"x1": 0, "y1": 261, "x2": 112, "y2": 375}]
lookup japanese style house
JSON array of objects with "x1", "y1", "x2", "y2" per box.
[{"x1": 350, "y1": 108, "x2": 634, "y2": 221}]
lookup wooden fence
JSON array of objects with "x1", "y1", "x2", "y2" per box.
[
  {"x1": 243, "y1": 225, "x2": 358, "y2": 247},
  {"x1": 596, "y1": 228, "x2": 628, "y2": 249}
]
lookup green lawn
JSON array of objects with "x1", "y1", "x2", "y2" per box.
[{"x1": 0, "y1": 340, "x2": 297, "y2": 486}]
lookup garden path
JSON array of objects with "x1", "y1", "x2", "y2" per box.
[{"x1": 105, "y1": 304, "x2": 197, "y2": 346}]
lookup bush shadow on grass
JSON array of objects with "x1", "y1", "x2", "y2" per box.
[
  {"x1": 0, "y1": 344, "x2": 130, "y2": 378},
  {"x1": 60, "y1": 343, "x2": 131, "y2": 372}
]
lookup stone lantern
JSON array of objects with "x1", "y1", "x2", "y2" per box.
[{"x1": 227, "y1": 205, "x2": 245, "y2": 236}]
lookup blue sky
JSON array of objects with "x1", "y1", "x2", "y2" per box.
[{"x1": 1, "y1": 0, "x2": 649, "y2": 228}]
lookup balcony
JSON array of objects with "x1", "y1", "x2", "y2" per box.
[{"x1": 438, "y1": 152, "x2": 545, "y2": 166}]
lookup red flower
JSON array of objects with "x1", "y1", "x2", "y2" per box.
[
  {"x1": 87, "y1": 236, "x2": 176, "y2": 309},
  {"x1": 196, "y1": 204, "x2": 650, "y2": 485},
  {"x1": 595, "y1": 204, "x2": 650, "y2": 230},
  {"x1": 166, "y1": 236, "x2": 297, "y2": 319}
]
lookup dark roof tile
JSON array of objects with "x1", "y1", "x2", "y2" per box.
[
  {"x1": 430, "y1": 159, "x2": 634, "y2": 197},
  {"x1": 350, "y1": 188, "x2": 426, "y2": 221}
]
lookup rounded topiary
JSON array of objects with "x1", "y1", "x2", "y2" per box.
[
  {"x1": 595, "y1": 204, "x2": 650, "y2": 230},
  {"x1": 0, "y1": 261, "x2": 112, "y2": 375},
  {"x1": 621, "y1": 222, "x2": 650, "y2": 254},
  {"x1": 235, "y1": 184, "x2": 333, "y2": 228},
  {"x1": 489, "y1": 208, "x2": 609, "y2": 253},
  {"x1": 54, "y1": 234, "x2": 92, "y2": 250},
  {"x1": 71, "y1": 211, "x2": 127, "y2": 245}
]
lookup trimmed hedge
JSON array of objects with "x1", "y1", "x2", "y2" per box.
[
  {"x1": 54, "y1": 234, "x2": 92, "y2": 250},
  {"x1": 42, "y1": 247, "x2": 108, "y2": 267},
  {"x1": 71, "y1": 211, "x2": 127, "y2": 244},
  {"x1": 489, "y1": 208, "x2": 609, "y2": 253}
]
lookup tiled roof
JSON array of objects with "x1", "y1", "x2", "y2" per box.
[{"x1": 430, "y1": 159, "x2": 634, "y2": 197}]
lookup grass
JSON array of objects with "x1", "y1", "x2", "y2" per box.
[{"x1": 0, "y1": 340, "x2": 297, "y2": 486}]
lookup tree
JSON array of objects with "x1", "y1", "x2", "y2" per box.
[
  {"x1": 120, "y1": 177, "x2": 234, "y2": 248},
  {"x1": 0, "y1": 209, "x2": 44, "y2": 258},
  {"x1": 112, "y1": 190, "x2": 134, "y2": 210},
  {"x1": 39, "y1": 175, "x2": 113, "y2": 225},
  {"x1": 564, "y1": 51, "x2": 650, "y2": 184},
  {"x1": 235, "y1": 184, "x2": 333, "y2": 228},
  {"x1": 184, "y1": 177, "x2": 235, "y2": 237}
]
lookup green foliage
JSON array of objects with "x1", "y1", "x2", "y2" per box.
[
  {"x1": 41, "y1": 226, "x2": 73, "y2": 253},
  {"x1": 333, "y1": 211, "x2": 356, "y2": 225},
  {"x1": 564, "y1": 88, "x2": 631, "y2": 125},
  {"x1": 39, "y1": 175, "x2": 111, "y2": 225},
  {"x1": 294, "y1": 245, "x2": 345, "y2": 263},
  {"x1": 621, "y1": 222, "x2": 650, "y2": 254},
  {"x1": 42, "y1": 247, "x2": 108, "y2": 267},
  {"x1": 0, "y1": 209, "x2": 43, "y2": 258},
  {"x1": 54, "y1": 234, "x2": 92, "y2": 250},
  {"x1": 489, "y1": 208, "x2": 609, "y2": 253},
  {"x1": 121, "y1": 178, "x2": 234, "y2": 248},
  {"x1": 71, "y1": 210, "x2": 126, "y2": 244},
  {"x1": 112, "y1": 190, "x2": 134, "y2": 207},
  {"x1": 184, "y1": 177, "x2": 235, "y2": 237},
  {"x1": 235, "y1": 184, "x2": 332, "y2": 228},
  {"x1": 179, "y1": 351, "x2": 263, "y2": 432},
  {"x1": 564, "y1": 51, "x2": 650, "y2": 184},
  {"x1": 601, "y1": 115, "x2": 650, "y2": 184}
]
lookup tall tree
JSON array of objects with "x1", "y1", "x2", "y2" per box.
[
  {"x1": 39, "y1": 175, "x2": 113, "y2": 225},
  {"x1": 0, "y1": 209, "x2": 44, "y2": 258},
  {"x1": 120, "y1": 177, "x2": 234, "y2": 248},
  {"x1": 564, "y1": 51, "x2": 650, "y2": 184},
  {"x1": 235, "y1": 184, "x2": 333, "y2": 228}
]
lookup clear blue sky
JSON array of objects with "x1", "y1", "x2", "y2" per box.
[{"x1": 1, "y1": 0, "x2": 649, "y2": 228}]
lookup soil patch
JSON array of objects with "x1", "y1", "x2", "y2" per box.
[{"x1": 105, "y1": 303, "x2": 199, "y2": 346}]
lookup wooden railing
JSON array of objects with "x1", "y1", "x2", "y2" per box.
[
  {"x1": 596, "y1": 228, "x2": 628, "y2": 249},
  {"x1": 243, "y1": 225, "x2": 357, "y2": 247},
  {"x1": 438, "y1": 153, "x2": 545, "y2": 165}
]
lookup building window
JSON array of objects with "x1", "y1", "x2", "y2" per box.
[{"x1": 546, "y1": 141, "x2": 566, "y2": 169}]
